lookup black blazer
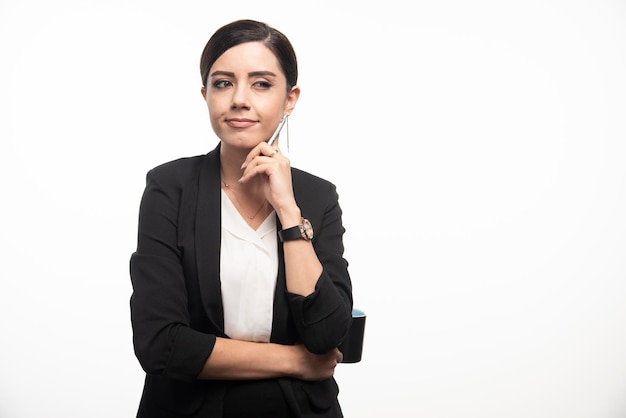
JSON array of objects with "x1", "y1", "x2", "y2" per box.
[{"x1": 130, "y1": 144, "x2": 353, "y2": 417}]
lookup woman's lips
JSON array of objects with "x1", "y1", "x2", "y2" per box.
[{"x1": 226, "y1": 118, "x2": 257, "y2": 129}]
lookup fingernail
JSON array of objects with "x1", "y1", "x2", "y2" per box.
[{"x1": 240, "y1": 161, "x2": 247, "y2": 169}]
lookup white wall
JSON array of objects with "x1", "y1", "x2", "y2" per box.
[{"x1": 1, "y1": 1, "x2": 625, "y2": 417}]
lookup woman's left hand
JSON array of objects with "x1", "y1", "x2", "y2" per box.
[{"x1": 239, "y1": 142, "x2": 298, "y2": 217}]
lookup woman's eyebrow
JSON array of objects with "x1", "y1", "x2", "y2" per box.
[
  {"x1": 248, "y1": 70, "x2": 277, "y2": 78},
  {"x1": 210, "y1": 70, "x2": 234, "y2": 78},
  {"x1": 209, "y1": 70, "x2": 277, "y2": 78}
]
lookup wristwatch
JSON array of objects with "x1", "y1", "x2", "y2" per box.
[{"x1": 278, "y1": 218, "x2": 314, "y2": 242}]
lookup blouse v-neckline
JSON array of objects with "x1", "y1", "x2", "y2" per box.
[{"x1": 221, "y1": 189, "x2": 276, "y2": 237}]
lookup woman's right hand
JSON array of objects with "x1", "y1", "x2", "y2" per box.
[
  {"x1": 290, "y1": 344, "x2": 344, "y2": 381},
  {"x1": 199, "y1": 338, "x2": 343, "y2": 381}
]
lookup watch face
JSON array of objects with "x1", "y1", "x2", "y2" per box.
[{"x1": 302, "y1": 218, "x2": 314, "y2": 240}]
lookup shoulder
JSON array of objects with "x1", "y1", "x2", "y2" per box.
[
  {"x1": 147, "y1": 155, "x2": 205, "y2": 181},
  {"x1": 291, "y1": 167, "x2": 335, "y2": 191},
  {"x1": 139, "y1": 155, "x2": 208, "y2": 201},
  {"x1": 145, "y1": 144, "x2": 220, "y2": 188},
  {"x1": 138, "y1": 155, "x2": 210, "y2": 211},
  {"x1": 291, "y1": 167, "x2": 339, "y2": 209},
  {"x1": 146, "y1": 145, "x2": 220, "y2": 184}
]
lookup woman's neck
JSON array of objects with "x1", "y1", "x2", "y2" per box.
[
  {"x1": 219, "y1": 144, "x2": 266, "y2": 207},
  {"x1": 219, "y1": 145, "x2": 247, "y2": 181},
  {"x1": 220, "y1": 162, "x2": 272, "y2": 229}
]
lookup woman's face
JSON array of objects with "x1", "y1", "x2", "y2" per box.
[{"x1": 202, "y1": 41, "x2": 299, "y2": 150}]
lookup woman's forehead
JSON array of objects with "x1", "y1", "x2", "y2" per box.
[{"x1": 211, "y1": 42, "x2": 280, "y2": 73}]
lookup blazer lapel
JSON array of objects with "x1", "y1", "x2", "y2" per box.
[
  {"x1": 195, "y1": 145, "x2": 225, "y2": 329},
  {"x1": 270, "y1": 232, "x2": 291, "y2": 343},
  {"x1": 193, "y1": 145, "x2": 298, "y2": 341}
]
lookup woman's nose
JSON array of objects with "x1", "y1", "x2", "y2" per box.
[{"x1": 230, "y1": 85, "x2": 250, "y2": 109}]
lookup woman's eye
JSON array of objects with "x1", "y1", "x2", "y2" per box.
[
  {"x1": 213, "y1": 80, "x2": 232, "y2": 89},
  {"x1": 253, "y1": 81, "x2": 272, "y2": 89}
]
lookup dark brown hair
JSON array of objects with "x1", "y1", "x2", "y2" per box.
[{"x1": 200, "y1": 19, "x2": 298, "y2": 92}]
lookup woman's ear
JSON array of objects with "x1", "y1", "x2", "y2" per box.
[
  {"x1": 200, "y1": 86, "x2": 207, "y2": 98},
  {"x1": 285, "y1": 85, "x2": 300, "y2": 115}
]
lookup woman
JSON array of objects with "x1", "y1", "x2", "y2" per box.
[{"x1": 129, "y1": 19, "x2": 353, "y2": 417}]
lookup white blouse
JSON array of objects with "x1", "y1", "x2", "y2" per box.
[{"x1": 220, "y1": 190, "x2": 278, "y2": 342}]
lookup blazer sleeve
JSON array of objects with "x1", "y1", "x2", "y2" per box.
[
  {"x1": 130, "y1": 164, "x2": 216, "y2": 381},
  {"x1": 287, "y1": 178, "x2": 353, "y2": 354}
]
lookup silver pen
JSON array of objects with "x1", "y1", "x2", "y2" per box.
[{"x1": 267, "y1": 114, "x2": 288, "y2": 146}]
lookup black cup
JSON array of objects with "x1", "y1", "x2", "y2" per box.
[{"x1": 339, "y1": 308, "x2": 366, "y2": 363}]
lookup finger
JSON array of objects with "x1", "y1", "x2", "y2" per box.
[
  {"x1": 239, "y1": 158, "x2": 277, "y2": 184},
  {"x1": 241, "y1": 144, "x2": 280, "y2": 169},
  {"x1": 260, "y1": 140, "x2": 280, "y2": 156},
  {"x1": 240, "y1": 149, "x2": 286, "y2": 183}
]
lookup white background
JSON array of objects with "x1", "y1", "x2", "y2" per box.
[{"x1": 1, "y1": 1, "x2": 626, "y2": 417}]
